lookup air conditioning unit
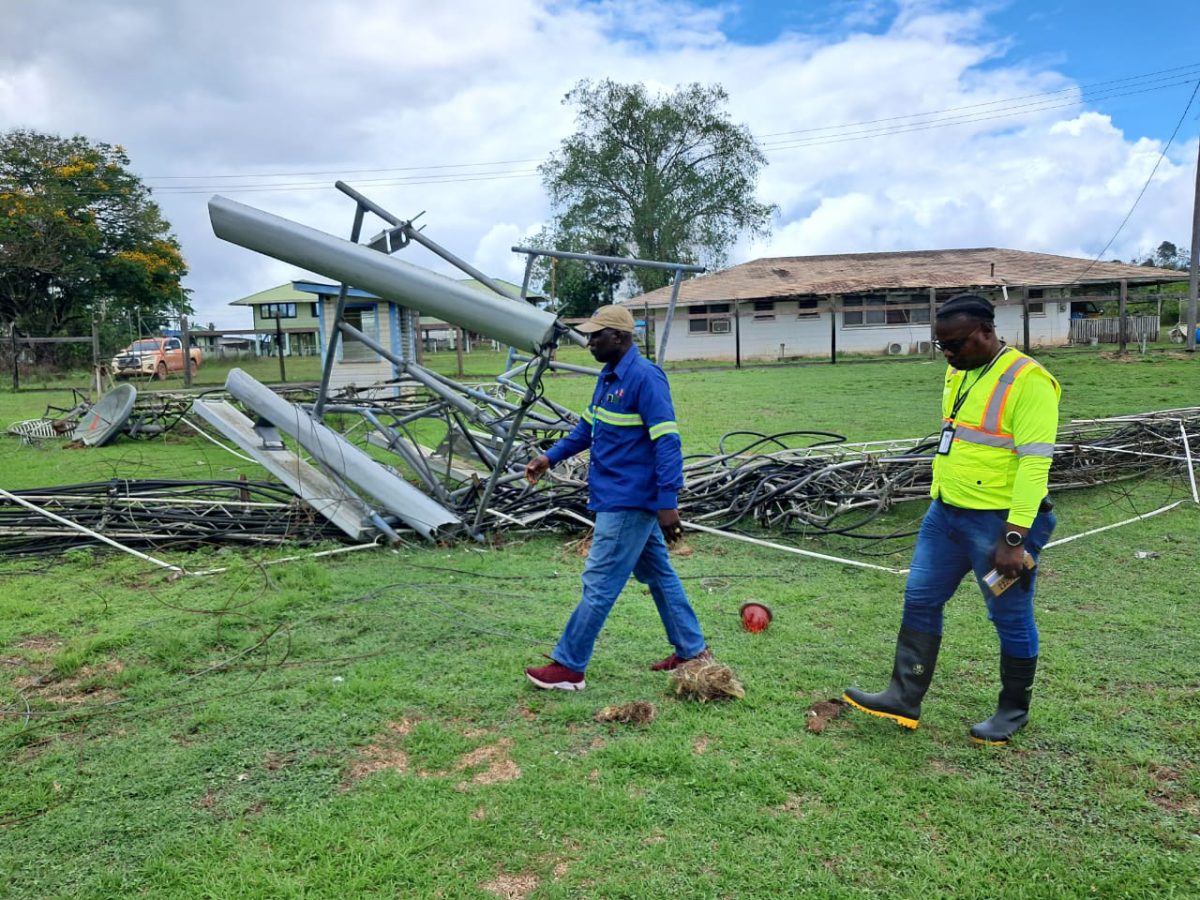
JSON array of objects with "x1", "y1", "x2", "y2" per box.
[
  {"x1": 885, "y1": 341, "x2": 908, "y2": 355},
  {"x1": 912, "y1": 340, "x2": 933, "y2": 354},
  {"x1": 710, "y1": 318, "x2": 732, "y2": 334}
]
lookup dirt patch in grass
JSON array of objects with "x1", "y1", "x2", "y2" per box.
[
  {"x1": 346, "y1": 745, "x2": 410, "y2": 782},
  {"x1": 264, "y1": 750, "x2": 297, "y2": 771},
  {"x1": 693, "y1": 736, "x2": 711, "y2": 754},
  {"x1": 453, "y1": 738, "x2": 521, "y2": 790},
  {"x1": 345, "y1": 721, "x2": 522, "y2": 791},
  {"x1": 13, "y1": 729, "x2": 85, "y2": 764},
  {"x1": 480, "y1": 872, "x2": 539, "y2": 900},
  {"x1": 805, "y1": 698, "x2": 846, "y2": 733},
  {"x1": 12, "y1": 660, "x2": 124, "y2": 706},
  {"x1": 930, "y1": 757, "x2": 969, "y2": 776},
  {"x1": 774, "y1": 792, "x2": 825, "y2": 818},
  {"x1": 343, "y1": 718, "x2": 417, "y2": 786},
  {"x1": 1148, "y1": 762, "x2": 1198, "y2": 814},
  {"x1": 14, "y1": 635, "x2": 64, "y2": 652}
]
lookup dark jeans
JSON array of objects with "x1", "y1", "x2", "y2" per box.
[{"x1": 901, "y1": 499, "x2": 1056, "y2": 657}]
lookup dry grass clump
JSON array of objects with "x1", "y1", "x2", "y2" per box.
[
  {"x1": 593, "y1": 700, "x2": 657, "y2": 725},
  {"x1": 669, "y1": 659, "x2": 745, "y2": 702}
]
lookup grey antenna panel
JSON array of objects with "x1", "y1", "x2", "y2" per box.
[{"x1": 72, "y1": 384, "x2": 137, "y2": 447}]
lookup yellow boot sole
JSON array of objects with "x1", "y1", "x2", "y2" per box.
[{"x1": 841, "y1": 693, "x2": 919, "y2": 730}]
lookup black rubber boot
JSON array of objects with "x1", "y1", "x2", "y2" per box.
[
  {"x1": 969, "y1": 655, "x2": 1037, "y2": 745},
  {"x1": 842, "y1": 627, "x2": 941, "y2": 730}
]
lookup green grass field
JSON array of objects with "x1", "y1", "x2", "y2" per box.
[{"x1": 1, "y1": 350, "x2": 1198, "y2": 898}]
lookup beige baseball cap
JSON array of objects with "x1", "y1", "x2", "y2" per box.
[{"x1": 575, "y1": 305, "x2": 636, "y2": 334}]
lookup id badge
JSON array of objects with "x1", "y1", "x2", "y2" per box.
[{"x1": 936, "y1": 425, "x2": 956, "y2": 455}]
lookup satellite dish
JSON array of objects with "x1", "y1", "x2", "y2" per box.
[{"x1": 72, "y1": 384, "x2": 137, "y2": 447}]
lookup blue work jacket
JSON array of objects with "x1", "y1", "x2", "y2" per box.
[{"x1": 545, "y1": 345, "x2": 683, "y2": 512}]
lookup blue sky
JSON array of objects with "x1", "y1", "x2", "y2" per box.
[
  {"x1": 2, "y1": 0, "x2": 1197, "y2": 327},
  {"x1": 683, "y1": 0, "x2": 1200, "y2": 142}
]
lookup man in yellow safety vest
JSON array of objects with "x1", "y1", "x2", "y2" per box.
[{"x1": 843, "y1": 293, "x2": 1060, "y2": 745}]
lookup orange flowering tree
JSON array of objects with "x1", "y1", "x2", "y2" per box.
[{"x1": 0, "y1": 129, "x2": 187, "y2": 337}]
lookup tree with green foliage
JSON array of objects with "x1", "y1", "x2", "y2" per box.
[
  {"x1": 529, "y1": 227, "x2": 629, "y2": 318},
  {"x1": 0, "y1": 129, "x2": 187, "y2": 337},
  {"x1": 539, "y1": 80, "x2": 775, "y2": 303},
  {"x1": 1128, "y1": 240, "x2": 1189, "y2": 271},
  {"x1": 1155, "y1": 241, "x2": 1180, "y2": 268}
]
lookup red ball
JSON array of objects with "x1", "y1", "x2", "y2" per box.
[{"x1": 739, "y1": 602, "x2": 772, "y2": 633}]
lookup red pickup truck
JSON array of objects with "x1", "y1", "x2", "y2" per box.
[{"x1": 111, "y1": 337, "x2": 203, "y2": 380}]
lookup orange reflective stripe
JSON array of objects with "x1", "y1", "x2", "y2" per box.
[{"x1": 981, "y1": 357, "x2": 1034, "y2": 433}]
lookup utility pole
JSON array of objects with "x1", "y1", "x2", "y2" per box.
[
  {"x1": 180, "y1": 314, "x2": 193, "y2": 388},
  {"x1": 10, "y1": 323, "x2": 18, "y2": 391},
  {"x1": 1187, "y1": 136, "x2": 1199, "y2": 353},
  {"x1": 274, "y1": 313, "x2": 286, "y2": 382}
]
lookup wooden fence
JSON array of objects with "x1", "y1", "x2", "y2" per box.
[{"x1": 1068, "y1": 315, "x2": 1160, "y2": 344}]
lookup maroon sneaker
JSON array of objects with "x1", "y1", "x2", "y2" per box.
[
  {"x1": 649, "y1": 647, "x2": 713, "y2": 672},
  {"x1": 525, "y1": 658, "x2": 585, "y2": 691}
]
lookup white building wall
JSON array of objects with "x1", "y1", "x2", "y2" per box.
[{"x1": 653, "y1": 292, "x2": 1076, "y2": 362}]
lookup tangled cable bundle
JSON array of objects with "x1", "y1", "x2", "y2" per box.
[
  {"x1": 2, "y1": 384, "x2": 1196, "y2": 559},
  {"x1": 0, "y1": 479, "x2": 348, "y2": 556},
  {"x1": 471, "y1": 407, "x2": 1200, "y2": 541}
]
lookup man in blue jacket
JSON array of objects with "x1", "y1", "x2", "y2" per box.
[{"x1": 524, "y1": 305, "x2": 709, "y2": 691}]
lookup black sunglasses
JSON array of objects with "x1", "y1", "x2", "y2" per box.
[{"x1": 932, "y1": 324, "x2": 981, "y2": 354}]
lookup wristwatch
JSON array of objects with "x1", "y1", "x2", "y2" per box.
[{"x1": 1004, "y1": 530, "x2": 1025, "y2": 547}]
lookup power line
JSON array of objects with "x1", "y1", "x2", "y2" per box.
[
  {"x1": 757, "y1": 62, "x2": 1200, "y2": 138},
  {"x1": 144, "y1": 157, "x2": 544, "y2": 180},
  {"x1": 759, "y1": 77, "x2": 1200, "y2": 151},
  {"x1": 150, "y1": 169, "x2": 542, "y2": 195},
  {"x1": 1068, "y1": 78, "x2": 1200, "y2": 283},
  {"x1": 125, "y1": 62, "x2": 1200, "y2": 196}
]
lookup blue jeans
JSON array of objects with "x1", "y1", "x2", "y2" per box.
[
  {"x1": 901, "y1": 500, "x2": 1056, "y2": 658},
  {"x1": 552, "y1": 509, "x2": 706, "y2": 672}
]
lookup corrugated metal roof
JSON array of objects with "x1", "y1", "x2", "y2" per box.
[{"x1": 628, "y1": 248, "x2": 1189, "y2": 308}]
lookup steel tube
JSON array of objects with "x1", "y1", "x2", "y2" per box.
[
  {"x1": 210, "y1": 196, "x2": 560, "y2": 353},
  {"x1": 224, "y1": 368, "x2": 460, "y2": 539}
]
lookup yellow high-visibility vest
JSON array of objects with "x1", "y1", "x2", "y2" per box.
[{"x1": 931, "y1": 347, "x2": 1061, "y2": 527}]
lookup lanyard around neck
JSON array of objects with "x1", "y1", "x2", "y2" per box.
[{"x1": 948, "y1": 344, "x2": 1008, "y2": 422}]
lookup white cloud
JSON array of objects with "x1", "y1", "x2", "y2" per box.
[{"x1": 0, "y1": 0, "x2": 1193, "y2": 328}]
